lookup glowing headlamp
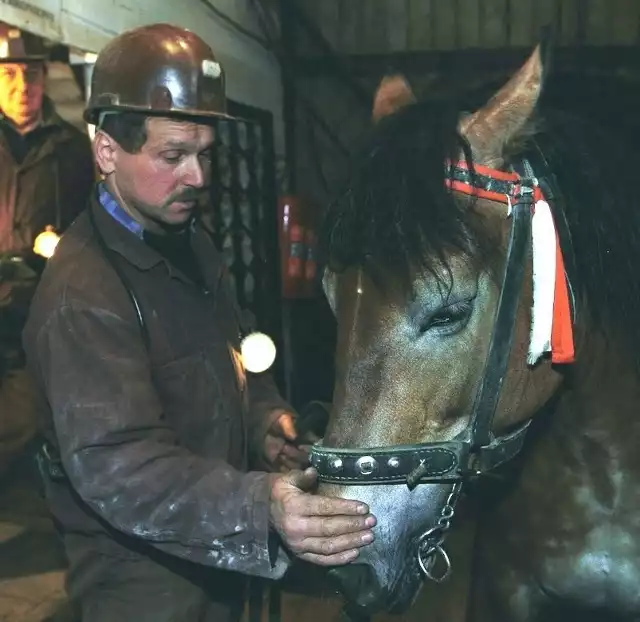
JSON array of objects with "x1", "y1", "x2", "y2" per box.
[
  {"x1": 240, "y1": 332, "x2": 276, "y2": 373},
  {"x1": 33, "y1": 226, "x2": 60, "y2": 259}
]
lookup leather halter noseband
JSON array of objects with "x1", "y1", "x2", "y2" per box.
[{"x1": 310, "y1": 157, "x2": 553, "y2": 488}]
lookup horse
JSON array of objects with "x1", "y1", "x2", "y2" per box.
[{"x1": 309, "y1": 41, "x2": 640, "y2": 622}]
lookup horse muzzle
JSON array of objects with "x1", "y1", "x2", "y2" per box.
[{"x1": 328, "y1": 564, "x2": 386, "y2": 615}]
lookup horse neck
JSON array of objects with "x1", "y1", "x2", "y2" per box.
[{"x1": 552, "y1": 319, "x2": 640, "y2": 448}]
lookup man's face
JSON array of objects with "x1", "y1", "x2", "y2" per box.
[
  {"x1": 110, "y1": 117, "x2": 214, "y2": 231},
  {"x1": 0, "y1": 62, "x2": 45, "y2": 129}
]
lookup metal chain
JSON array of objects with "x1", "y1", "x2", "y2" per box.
[{"x1": 416, "y1": 482, "x2": 463, "y2": 583}]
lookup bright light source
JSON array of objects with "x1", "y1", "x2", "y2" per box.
[
  {"x1": 33, "y1": 226, "x2": 60, "y2": 259},
  {"x1": 240, "y1": 332, "x2": 276, "y2": 373}
]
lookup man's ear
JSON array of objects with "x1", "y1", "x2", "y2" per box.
[{"x1": 93, "y1": 130, "x2": 118, "y2": 175}]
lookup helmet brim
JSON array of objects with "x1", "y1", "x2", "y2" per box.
[{"x1": 83, "y1": 104, "x2": 242, "y2": 127}]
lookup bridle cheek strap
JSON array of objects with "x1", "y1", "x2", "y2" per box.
[{"x1": 445, "y1": 160, "x2": 575, "y2": 365}]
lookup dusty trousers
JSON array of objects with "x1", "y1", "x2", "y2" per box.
[{"x1": 64, "y1": 533, "x2": 247, "y2": 622}]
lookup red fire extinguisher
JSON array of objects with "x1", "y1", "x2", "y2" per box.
[{"x1": 278, "y1": 195, "x2": 319, "y2": 299}]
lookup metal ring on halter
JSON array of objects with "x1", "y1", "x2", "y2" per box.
[
  {"x1": 415, "y1": 481, "x2": 462, "y2": 582},
  {"x1": 418, "y1": 543, "x2": 452, "y2": 583},
  {"x1": 417, "y1": 525, "x2": 444, "y2": 551}
]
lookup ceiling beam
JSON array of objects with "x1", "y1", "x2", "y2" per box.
[{"x1": 295, "y1": 46, "x2": 640, "y2": 78}]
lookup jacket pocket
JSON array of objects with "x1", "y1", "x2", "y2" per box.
[{"x1": 152, "y1": 352, "x2": 228, "y2": 454}]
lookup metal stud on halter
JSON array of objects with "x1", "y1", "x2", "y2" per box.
[{"x1": 240, "y1": 332, "x2": 276, "y2": 373}]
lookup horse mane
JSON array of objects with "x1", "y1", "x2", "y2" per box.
[
  {"x1": 323, "y1": 91, "x2": 640, "y2": 362},
  {"x1": 537, "y1": 111, "x2": 640, "y2": 360}
]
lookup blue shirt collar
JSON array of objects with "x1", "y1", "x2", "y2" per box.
[{"x1": 98, "y1": 182, "x2": 144, "y2": 240}]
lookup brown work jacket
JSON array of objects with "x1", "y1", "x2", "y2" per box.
[
  {"x1": 0, "y1": 97, "x2": 94, "y2": 255},
  {"x1": 23, "y1": 190, "x2": 291, "y2": 579}
]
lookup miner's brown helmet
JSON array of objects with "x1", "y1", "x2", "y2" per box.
[
  {"x1": 0, "y1": 24, "x2": 47, "y2": 64},
  {"x1": 84, "y1": 23, "x2": 229, "y2": 125}
]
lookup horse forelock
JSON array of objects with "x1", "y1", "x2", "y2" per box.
[{"x1": 323, "y1": 100, "x2": 494, "y2": 291}]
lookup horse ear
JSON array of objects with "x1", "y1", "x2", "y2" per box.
[
  {"x1": 459, "y1": 39, "x2": 550, "y2": 167},
  {"x1": 372, "y1": 75, "x2": 417, "y2": 123}
]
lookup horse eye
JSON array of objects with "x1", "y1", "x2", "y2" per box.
[{"x1": 419, "y1": 300, "x2": 474, "y2": 335}]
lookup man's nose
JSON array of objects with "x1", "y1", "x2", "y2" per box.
[
  {"x1": 184, "y1": 159, "x2": 205, "y2": 188},
  {"x1": 14, "y1": 69, "x2": 27, "y2": 92}
]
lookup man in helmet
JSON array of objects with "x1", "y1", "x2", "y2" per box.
[
  {"x1": 22, "y1": 24, "x2": 375, "y2": 621},
  {"x1": 0, "y1": 24, "x2": 94, "y2": 256},
  {"x1": 0, "y1": 25, "x2": 94, "y2": 475}
]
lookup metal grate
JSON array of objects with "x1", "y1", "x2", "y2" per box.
[{"x1": 206, "y1": 102, "x2": 283, "y2": 374}]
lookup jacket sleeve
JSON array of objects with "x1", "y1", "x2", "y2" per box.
[
  {"x1": 245, "y1": 369, "x2": 293, "y2": 470},
  {"x1": 220, "y1": 272, "x2": 295, "y2": 467},
  {"x1": 234, "y1": 306, "x2": 296, "y2": 467},
  {"x1": 29, "y1": 299, "x2": 290, "y2": 578}
]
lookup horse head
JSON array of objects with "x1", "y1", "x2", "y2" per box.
[{"x1": 314, "y1": 42, "x2": 574, "y2": 615}]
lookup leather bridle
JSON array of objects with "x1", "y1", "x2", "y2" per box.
[{"x1": 310, "y1": 153, "x2": 571, "y2": 581}]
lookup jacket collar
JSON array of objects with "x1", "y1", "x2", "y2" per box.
[
  {"x1": 97, "y1": 182, "x2": 144, "y2": 240},
  {"x1": 89, "y1": 188, "x2": 224, "y2": 289}
]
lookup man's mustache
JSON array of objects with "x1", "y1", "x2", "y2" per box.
[{"x1": 169, "y1": 187, "x2": 209, "y2": 203}]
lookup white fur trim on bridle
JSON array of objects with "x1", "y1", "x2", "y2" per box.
[{"x1": 527, "y1": 198, "x2": 556, "y2": 365}]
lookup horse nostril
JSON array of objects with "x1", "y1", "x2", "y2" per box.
[{"x1": 328, "y1": 564, "x2": 381, "y2": 610}]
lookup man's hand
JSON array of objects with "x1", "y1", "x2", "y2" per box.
[
  {"x1": 264, "y1": 411, "x2": 319, "y2": 472},
  {"x1": 270, "y1": 468, "x2": 376, "y2": 566}
]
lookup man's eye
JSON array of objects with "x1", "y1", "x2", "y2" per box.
[{"x1": 162, "y1": 152, "x2": 183, "y2": 164}]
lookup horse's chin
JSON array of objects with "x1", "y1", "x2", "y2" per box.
[
  {"x1": 335, "y1": 550, "x2": 425, "y2": 617},
  {"x1": 386, "y1": 552, "x2": 427, "y2": 613},
  {"x1": 338, "y1": 566, "x2": 423, "y2": 617}
]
